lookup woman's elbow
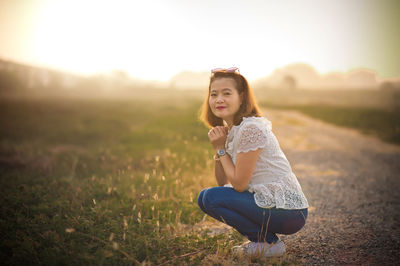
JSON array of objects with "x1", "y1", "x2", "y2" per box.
[
  {"x1": 233, "y1": 184, "x2": 248, "y2": 193},
  {"x1": 232, "y1": 175, "x2": 250, "y2": 192}
]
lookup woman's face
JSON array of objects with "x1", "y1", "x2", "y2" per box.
[{"x1": 209, "y1": 77, "x2": 243, "y2": 126}]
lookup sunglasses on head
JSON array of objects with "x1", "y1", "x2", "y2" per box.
[{"x1": 211, "y1": 67, "x2": 240, "y2": 74}]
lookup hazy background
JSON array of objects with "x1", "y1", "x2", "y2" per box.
[{"x1": 0, "y1": 0, "x2": 399, "y2": 92}]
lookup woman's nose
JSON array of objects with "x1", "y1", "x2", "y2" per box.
[{"x1": 216, "y1": 96, "x2": 224, "y2": 103}]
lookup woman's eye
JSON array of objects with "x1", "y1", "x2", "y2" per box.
[{"x1": 210, "y1": 94, "x2": 216, "y2": 97}]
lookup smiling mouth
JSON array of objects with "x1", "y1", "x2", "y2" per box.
[{"x1": 216, "y1": 106, "x2": 226, "y2": 110}]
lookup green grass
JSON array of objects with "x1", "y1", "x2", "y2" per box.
[
  {"x1": 259, "y1": 103, "x2": 400, "y2": 145},
  {"x1": 256, "y1": 88, "x2": 400, "y2": 145},
  {"x1": 0, "y1": 96, "x2": 250, "y2": 265}
]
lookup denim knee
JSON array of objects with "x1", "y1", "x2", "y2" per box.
[
  {"x1": 197, "y1": 188, "x2": 207, "y2": 213},
  {"x1": 201, "y1": 187, "x2": 220, "y2": 211}
]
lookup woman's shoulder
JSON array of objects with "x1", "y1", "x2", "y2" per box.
[
  {"x1": 228, "y1": 116, "x2": 272, "y2": 141},
  {"x1": 233, "y1": 117, "x2": 272, "y2": 151},
  {"x1": 239, "y1": 116, "x2": 272, "y2": 130}
]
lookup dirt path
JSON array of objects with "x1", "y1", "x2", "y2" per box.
[
  {"x1": 262, "y1": 108, "x2": 400, "y2": 265},
  {"x1": 193, "y1": 109, "x2": 400, "y2": 264}
]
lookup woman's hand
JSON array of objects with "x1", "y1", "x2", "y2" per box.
[{"x1": 208, "y1": 126, "x2": 229, "y2": 150}]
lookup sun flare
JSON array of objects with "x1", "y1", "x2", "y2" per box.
[
  {"x1": 1, "y1": 0, "x2": 398, "y2": 81},
  {"x1": 32, "y1": 0, "x2": 188, "y2": 80}
]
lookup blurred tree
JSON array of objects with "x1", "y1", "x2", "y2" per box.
[
  {"x1": 379, "y1": 81, "x2": 399, "y2": 92},
  {"x1": 47, "y1": 71, "x2": 63, "y2": 90},
  {"x1": 75, "y1": 76, "x2": 103, "y2": 95},
  {"x1": 282, "y1": 75, "x2": 297, "y2": 90},
  {"x1": 110, "y1": 69, "x2": 133, "y2": 89},
  {"x1": 0, "y1": 70, "x2": 25, "y2": 93}
]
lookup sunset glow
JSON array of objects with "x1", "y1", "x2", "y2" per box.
[{"x1": 0, "y1": 0, "x2": 399, "y2": 81}]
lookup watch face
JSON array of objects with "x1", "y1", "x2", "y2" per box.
[{"x1": 218, "y1": 149, "x2": 226, "y2": 156}]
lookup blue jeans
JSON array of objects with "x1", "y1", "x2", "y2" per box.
[{"x1": 197, "y1": 187, "x2": 308, "y2": 244}]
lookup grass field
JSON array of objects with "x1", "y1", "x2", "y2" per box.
[
  {"x1": 0, "y1": 95, "x2": 249, "y2": 265},
  {"x1": 260, "y1": 104, "x2": 400, "y2": 144},
  {"x1": 1, "y1": 88, "x2": 399, "y2": 264}
]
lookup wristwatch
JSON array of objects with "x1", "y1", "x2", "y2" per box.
[
  {"x1": 217, "y1": 149, "x2": 226, "y2": 157},
  {"x1": 213, "y1": 149, "x2": 226, "y2": 161}
]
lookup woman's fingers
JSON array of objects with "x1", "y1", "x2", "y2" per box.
[
  {"x1": 208, "y1": 128, "x2": 217, "y2": 137},
  {"x1": 213, "y1": 126, "x2": 226, "y2": 136},
  {"x1": 208, "y1": 127, "x2": 227, "y2": 149},
  {"x1": 208, "y1": 126, "x2": 227, "y2": 142},
  {"x1": 208, "y1": 128, "x2": 217, "y2": 141},
  {"x1": 215, "y1": 126, "x2": 224, "y2": 136}
]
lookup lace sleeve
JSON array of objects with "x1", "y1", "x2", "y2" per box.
[{"x1": 237, "y1": 124, "x2": 268, "y2": 153}]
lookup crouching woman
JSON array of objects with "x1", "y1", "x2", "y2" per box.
[{"x1": 197, "y1": 68, "x2": 309, "y2": 258}]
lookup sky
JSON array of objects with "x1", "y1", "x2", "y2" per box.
[{"x1": 0, "y1": 0, "x2": 399, "y2": 81}]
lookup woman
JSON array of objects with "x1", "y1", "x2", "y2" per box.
[{"x1": 197, "y1": 67, "x2": 309, "y2": 258}]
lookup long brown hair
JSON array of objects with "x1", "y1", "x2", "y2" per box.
[{"x1": 199, "y1": 71, "x2": 262, "y2": 128}]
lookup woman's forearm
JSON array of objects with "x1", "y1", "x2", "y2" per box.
[
  {"x1": 215, "y1": 161, "x2": 228, "y2": 186},
  {"x1": 219, "y1": 153, "x2": 252, "y2": 192},
  {"x1": 219, "y1": 155, "x2": 236, "y2": 183},
  {"x1": 219, "y1": 149, "x2": 262, "y2": 192}
]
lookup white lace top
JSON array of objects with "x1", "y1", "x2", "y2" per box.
[{"x1": 224, "y1": 116, "x2": 309, "y2": 210}]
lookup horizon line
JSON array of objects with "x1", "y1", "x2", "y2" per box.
[{"x1": 1, "y1": 56, "x2": 399, "y2": 83}]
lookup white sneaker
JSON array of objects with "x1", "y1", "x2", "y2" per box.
[{"x1": 233, "y1": 240, "x2": 286, "y2": 258}]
